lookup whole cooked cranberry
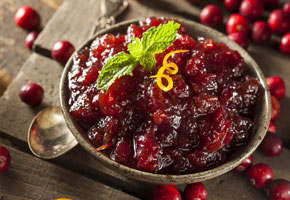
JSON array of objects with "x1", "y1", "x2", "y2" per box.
[
  {"x1": 15, "y1": 6, "x2": 40, "y2": 31},
  {"x1": 268, "y1": 10, "x2": 290, "y2": 35},
  {"x1": 284, "y1": 2, "x2": 290, "y2": 14},
  {"x1": 200, "y1": 5, "x2": 224, "y2": 28},
  {"x1": 271, "y1": 96, "x2": 280, "y2": 122},
  {"x1": 251, "y1": 21, "x2": 272, "y2": 44},
  {"x1": 19, "y1": 83, "x2": 44, "y2": 106},
  {"x1": 263, "y1": 0, "x2": 278, "y2": 9},
  {"x1": 51, "y1": 41, "x2": 75, "y2": 64},
  {"x1": 233, "y1": 155, "x2": 253, "y2": 173},
  {"x1": 248, "y1": 163, "x2": 274, "y2": 189},
  {"x1": 267, "y1": 179, "x2": 290, "y2": 200},
  {"x1": 227, "y1": 14, "x2": 250, "y2": 35},
  {"x1": 228, "y1": 32, "x2": 249, "y2": 49},
  {"x1": 25, "y1": 31, "x2": 39, "y2": 50},
  {"x1": 0, "y1": 146, "x2": 11, "y2": 173},
  {"x1": 266, "y1": 76, "x2": 286, "y2": 100},
  {"x1": 268, "y1": 122, "x2": 276, "y2": 133},
  {"x1": 153, "y1": 185, "x2": 181, "y2": 200},
  {"x1": 225, "y1": 0, "x2": 241, "y2": 12},
  {"x1": 280, "y1": 32, "x2": 290, "y2": 54},
  {"x1": 184, "y1": 182, "x2": 208, "y2": 200},
  {"x1": 239, "y1": 0, "x2": 264, "y2": 21},
  {"x1": 260, "y1": 132, "x2": 283, "y2": 157}
]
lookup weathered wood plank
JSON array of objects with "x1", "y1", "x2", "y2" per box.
[{"x1": 0, "y1": 144, "x2": 139, "y2": 200}]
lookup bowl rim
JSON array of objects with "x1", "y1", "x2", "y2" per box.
[{"x1": 60, "y1": 18, "x2": 271, "y2": 184}]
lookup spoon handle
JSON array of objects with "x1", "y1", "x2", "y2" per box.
[{"x1": 89, "y1": 0, "x2": 129, "y2": 37}]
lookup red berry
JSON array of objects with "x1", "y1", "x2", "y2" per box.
[
  {"x1": 14, "y1": 6, "x2": 40, "y2": 31},
  {"x1": 19, "y1": 83, "x2": 44, "y2": 106},
  {"x1": 251, "y1": 21, "x2": 272, "y2": 44},
  {"x1": 225, "y1": 0, "x2": 242, "y2": 12},
  {"x1": 267, "y1": 179, "x2": 290, "y2": 200},
  {"x1": 200, "y1": 5, "x2": 224, "y2": 28},
  {"x1": 260, "y1": 132, "x2": 283, "y2": 157},
  {"x1": 153, "y1": 185, "x2": 182, "y2": 200},
  {"x1": 25, "y1": 31, "x2": 39, "y2": 50},
  {"x1": 268, "y1": 10, "x2": 290, "y2": 35},
  {"x1": 227, "y1": 14, "x2": 250, "y2": 35},
  {"x1": 284, "y1": 2, "x2": 290, "y2": 14},
  {"x1": 228, "y1": 32, "x2": 249, "y2": 49},
  {"x1": 239, "y1": 0, "x2": 264, "y2": 21},
  {"x1": 263, "y1": 0, "x2": 278, "y2": 9},
  {"x1": 184, "y1": 182, "x2": 208, "y2": 200},
  {"x1": 280, "y1": 32, "x2": 290, "y2": 54},
  {"x1": 0, "y1": 146, "x2": 11, "y2": 173},
  {"x1": 248, "y1": 163, "x2": 274, "y2": 189},
  {"x1": 271, "y1": 96, "x2": 280, "y2": 122},
  {"x1": 234, "y1": 155, "x2": 253, "y2": 173},
  {"x1": 266, "y1": 76, "x2": 286, "y2": 100},
  {"x1": 268, "y1": 122, "x2": 276, "y2": 133},
  {"x1": 51, "y1": 41, "x2": 75, "y2": 64}
]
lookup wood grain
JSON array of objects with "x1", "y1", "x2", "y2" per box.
[{"x1": 0, "y1": 144, "x2": 139, "y2": 200}]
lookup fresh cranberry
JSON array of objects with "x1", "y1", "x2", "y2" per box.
[
  {"x1": 184, "y1": 182, "x2": 208, "y2": 200},
  {"x1": 153, "y1": 185, "x2": 182, "y2": 200},
  {"x1": 239, "y1": 0, "x2": 264, "y2": 20},
  {"x1": 284, "y1": 2, "x2": 290, "y2": 14},
  {"x1": 251, "y1": 21, "x2": 272, "y2": 44},
  {"x1": 280, "y1": 32, "x2": 290, "y2": 54},
  {"x1": 267, "y1": 179, "x2": 290, "y2": 200},
  {"x1": 268, "y1": 122, "x2": 276, "y2": 133},
  {"x1": 268, "y1": 10, "x2": 290, "y2": 35},
  {"x1": 271, "y1": 96, "x2": 280, "y2": 122},
  {"x1": 228, "y1": 32, "x2": 249, "y2": 49},
  {"x1": 25, "y1": 31, "x2": 39, "y2": 50},
  {"x1": 227, "y1": 14, "x2": 250, "y2": 35},
  {"x1": 263, "y1": 0, "x2": 278, "y2": 9},
  {"x1": 260, "y1": 132, "x2": 283, "y2": 157},
  {"x1": 200, "y1": 5, "x2": 224, "y2": 28},
  {"x1": 0, "y1": 146, "x2": 11, "y2": 173},
  {"x1": 225, "y1": 0, "x2": 241, "y2": 12},
  {"x1": 233, "y1": 155, "x2": 253, "y2": 173},
  {"x1": 248, "y1": 163, "x2": 274, "y2": 189},
  {"x1": 14, "y1": 6, "x2": 40, "y2": 31},
  {"x1": 19, "y1": 83, "x2": 44, "y2": 106},
  {"x1": 51, "y1": 41, "x2": 75, "y2": 64},
  {"x1": 266, "y1": 76, "x2": 286, "y2": 100}
]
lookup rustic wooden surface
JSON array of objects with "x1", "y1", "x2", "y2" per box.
[
  {"x1": 0, "y1": 145, "x2": 138, "y2": 200},
  {"x1": 0, "y1": 0, "x2": 62, "y2": 95},
  {"x1": 0, "y1": 0, "x2": 290, "y2": 199}
]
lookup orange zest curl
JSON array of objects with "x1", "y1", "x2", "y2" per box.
[
  {"x1": 150, "y1": 50, "x2": 189, "y2": 92},
  {"x1": 94, "y1": 143, "x2": 112, "y2": 152}
]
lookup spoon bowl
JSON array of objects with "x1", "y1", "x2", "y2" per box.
[{"x1": 28, "y1": 106, "x2": 78, "y2": 159}]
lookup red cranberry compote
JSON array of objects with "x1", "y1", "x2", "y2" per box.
[{"x1": 67, "y1": 17, "x2": 262, "y2": 174}]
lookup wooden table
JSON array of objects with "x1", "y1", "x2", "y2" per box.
[{"x1": 0, "y1": 0, "x2": 290, "y2": 199}]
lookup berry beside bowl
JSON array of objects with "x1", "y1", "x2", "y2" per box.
[{"x1": 60, "y1": 18, "x2": 271, "y2": 184}]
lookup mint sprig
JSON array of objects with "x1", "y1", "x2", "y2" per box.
[{"x1": 97, "y1": 21, "x2": 180, "y2": 90}]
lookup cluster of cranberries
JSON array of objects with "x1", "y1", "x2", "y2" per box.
[
  {"x1": 15, "y1": 6, "x2": 75, "y2": 106},
  {"x1": 153, "y1": 182, "x2": 208, "y2": 200},
  {"x1": 199, "y1": 1, "x2": 290, "y2": 54}
]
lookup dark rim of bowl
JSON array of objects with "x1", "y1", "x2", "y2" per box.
[{"x1": 60, "y1": 18, "x2": 271, "y2": 184}]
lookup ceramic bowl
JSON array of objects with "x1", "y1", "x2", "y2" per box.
[{"x1": 60, "y1": 18, "x2": 271, "y2": 184}]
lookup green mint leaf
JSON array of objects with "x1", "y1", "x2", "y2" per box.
[
  {"x1": 97, "y1": 52, "x2": 137, "y2": 90},
  {"x1": 141, "y1": 21, "x2": 180, "y2": 54},
  {"x1": 97, "y1": 21, "x2": 180, "y2": 90}
]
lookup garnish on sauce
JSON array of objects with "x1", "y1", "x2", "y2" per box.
[
  {"x1": 150, "y1": 49, "x2": 189, "y2": 92},
  {"x1": 94, "y1": 143, "x2": 112, "y2": 152},
  {"x1": 97, "y1": 21, "x2": 181, "y2": 91}
]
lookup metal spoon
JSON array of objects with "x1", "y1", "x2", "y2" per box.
[{"x1": 28, "y1": 0, "x2": 128, "y2": 159}]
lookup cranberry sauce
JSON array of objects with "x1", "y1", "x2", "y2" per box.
[{"x1": 67, "y1": 17, "x2": 261, "y2": 174}]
